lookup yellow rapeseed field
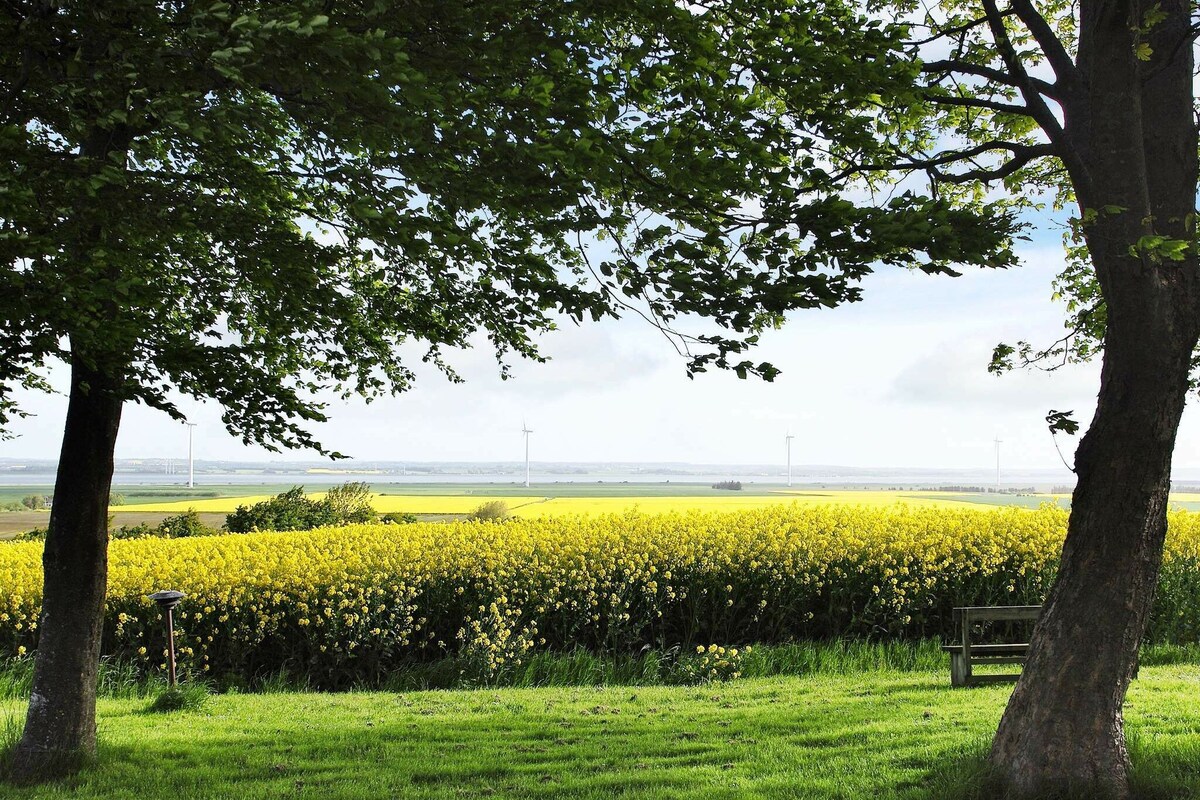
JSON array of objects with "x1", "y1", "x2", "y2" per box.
[
  {"x1": 118, "y1": 490, "x2": 990, "y2": 516},
  {"x1": 3, "y1": 505, "x2": 1199, "y2": 684},
  {"x1": 120, "y1": 494, "x2": 545, "y2": 515}
]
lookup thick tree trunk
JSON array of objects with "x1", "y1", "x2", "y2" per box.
[
  {"x1": 988, "y1": 1, "x2": 1199, "y2": 794},
  {"x1": 988, "y1": 290, "x2": 1197, "y2": 796},
  {"x1": 7, "y1": 357, "x2": 122, "y2": 783}
]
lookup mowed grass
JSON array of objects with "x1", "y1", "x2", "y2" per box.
[{"x1": 4, "y1": 666, "x2": 1200, "y2": 799}]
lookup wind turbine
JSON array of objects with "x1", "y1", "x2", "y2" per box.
[
  {"x1": 994, "y1": 437, "x2": 1002, "y2": 491},
  {"x1": 522, "y1": 421, "x2": 533, "y2": 488},
  {"x1": 186, "y1": 422, "x2": 198, "y2": 489},
  {"x1": 785, "y1": 432, "x2": 795, "y2": 487}
]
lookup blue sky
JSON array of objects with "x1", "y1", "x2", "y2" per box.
[{"x1": 6, "y1": 217, "x2": 1200, "y2": 472}]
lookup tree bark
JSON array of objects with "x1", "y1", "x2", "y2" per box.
[
  {"x1": 8, "y1": 357, "x2": 123, "y2": 783},
  {"x1": 988, "y1": 0, "x2": 1199, "y2": 795}
]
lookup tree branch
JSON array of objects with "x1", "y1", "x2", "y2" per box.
[
  {"x1": 1007, "y1": 0, "x2": 1080, "y2": 89},
  {"x1": 921, "y1": 59, "x2": 1061, "y2": 99},
  {"x1": 926, "y1": 94, "x2": 1040, "y2": 117},
  {"x1": 981, "y1": 0, "x2": 1071, "y2": 146}
]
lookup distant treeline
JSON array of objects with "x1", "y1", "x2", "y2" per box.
[{"x1": 712, "y1": 481, "x2": 743, "y2": 491}]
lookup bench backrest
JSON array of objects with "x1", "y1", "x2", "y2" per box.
[{"x1": 954, "y1": 605, "x2": 1041, "y2": 661}]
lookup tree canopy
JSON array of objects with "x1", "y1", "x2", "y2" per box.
[{"x1": 0, "y1": 0, "x2": 1020, "y2": 453}]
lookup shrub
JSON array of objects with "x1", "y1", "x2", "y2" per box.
[
  {"x1": 224, "y1": 484, "x2": 377, "y2": 533},
  {"x1": 712, "y1": 481, "x2": 743, "y2": 491},
  {"x1": 109, "y1": 510, "x2": 218, "y2": 541},
  {"x1": 466, "y1": 501, "x2": 511, "y2": 522},
  {"x1": 109, "y1": 493, "x2": 126, "y2": 507},
  {"x1": 155, "y1": 510, "x2": 218, "y2": 539},
  {"x1": 224, "y1": 487, "x2": 337, "y2": 533},
  {"x1": 109, "y1": 523, "x2": 158, "y2": 541},
  {"x1": 12, "y1": 527, "x2": 47, "y2": 542},
  {"x1": 381, "y1": 512, "x2": 418, "y2": 525},
  {"x1": 323, "y1": 482, "x2": 376, "y2": 525}
]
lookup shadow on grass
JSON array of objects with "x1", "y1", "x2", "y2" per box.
[
  {"x1": 911, "y1": 740, "x2": 1200, "y2": 800},
  {"x1": 1, "y1": 675, "x2": 1199, "y2": 800}
]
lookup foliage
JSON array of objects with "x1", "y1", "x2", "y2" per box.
[
  {"x1": 224, "y1": 484, "x2": 376, "y2": 532},
  {"x1": 108, "y1": 494, "x2": 125, "y2": 507},
  {"x1": 711, "y1": 481, "x2": 743, "y2": 491},
  {"x1": 0, "y1": 0, "x2": 1023, "y2": 446},
  {"x1": 381, "y1": 512, "x2": 418, "y2": 525},
  {"x1": 17, "y1": 497, "x2": 48, "y2": 512},
  {"x1": 320, "y1": 483, "x2": 375, "y2": 525},
  {"x1": 107, "y1": 524, "x2": 156, "y2": 541},
  {"x1": 3, "y1": 506, "x2": 1200, "y2": 685},
  {"x1": 108, "y1": 510, "x2": 218, "y2": 541},
  {"x1": 465, "y1": 501, "x2": 511, "y2": 523},
  {"x1": 10, "y1": 529, "x2": 46, "y2": 543}
]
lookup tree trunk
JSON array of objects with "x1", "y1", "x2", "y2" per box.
[
  {"x1": 8, "y1": 357, "x2": 123, "y2": 783},
  {"x1": 988, "y1": 1, "x2": 1199, "y2": 794},
  {"x1": 988, "y1": 290, "x2": 1197, "y2": 796}
]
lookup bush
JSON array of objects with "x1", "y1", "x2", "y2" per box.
[
  {"x1": 12, "y1": 527, "x2": 47, "y2": 542},
  {"x1": 224, "y1": 484, "x2": 378, "y2": 533},
  {"x1": 109, "y1": 493, "x2": 126, "y2": 507},
  {"x1": 110, "y1": 510, "x2": 218, "y2": 541},
  {"x1": 381, "y1": 512, "x2": 418, "y2": 525},
  {"x1": 712, "y1": 481, "x2": 743, "y2": 491},
  {"x1": 224, "y1": 487, "x2": 337, "y2": 533},
  {"x1": 323, "y1": 482, "x2": 376, "y2": 525},
  {"x1": 109, "y1": 523, "x2": 158, "y2": 541},
  {"x1": 466, "y1": 500, "x2": 511, "y2": 522},
  {"x1": 156, "y1": 510, "x2": 218, "y2": 539},
  {"x1": 19, "y1": 495, "x2": 49, "y2": 511}
]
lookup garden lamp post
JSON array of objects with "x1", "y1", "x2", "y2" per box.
[{"x1": 148, "y1": 590, "x2": 185, "y2": 686}]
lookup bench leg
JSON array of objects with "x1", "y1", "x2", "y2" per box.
[{"x1": 950, "y1": 652, "x2": 967, "y2": 688}]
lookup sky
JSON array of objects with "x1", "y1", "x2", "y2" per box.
[{"x1": 10, "y1": 213, "x2": 1194, "y2": 473}]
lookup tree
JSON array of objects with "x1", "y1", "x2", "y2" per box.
[
  {"x1": 0, "y1": 0, "x2": 1015, "y2": 781},
  {"x1": 321, "y1": 482, "x2": 376, "y2": 525},
  {"x1": 770, "y1": 0, "x2": 1193, "y2": 794}
]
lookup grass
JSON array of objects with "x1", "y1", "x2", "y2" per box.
[
  {"x1": 1, "y1": 664, "x2": 1199, "y2": 799},
  {"x1": 0, "y1": 641, "x2": 954, "y2": 698}
]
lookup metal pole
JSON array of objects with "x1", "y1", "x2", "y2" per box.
[
  {"x1": 524, "y1": 432, "x2": 530, "y2": 488},
  {"x1": 165, "y1": 606, "x2": 178, "y2": 687}
]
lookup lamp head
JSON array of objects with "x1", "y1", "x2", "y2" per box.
[{"x1": 148, "y1": 590, "x2": 185, "y2": 610}]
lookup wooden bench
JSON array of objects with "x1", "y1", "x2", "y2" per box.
[{"x1": 942, "y1": 605, "x2": 1040, "y2": 687}]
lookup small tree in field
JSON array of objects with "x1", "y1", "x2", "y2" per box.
[
  {"x1": 1, "y1": 0, "x2": 1015, "y2": 782},
  {"x1": 467, "y1": 501, "x2": 512, "y2": 523},
  {"x1": 322, "y1": 482, "x2": 376, "y2": 525}
]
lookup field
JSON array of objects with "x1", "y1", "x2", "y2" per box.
[
  {"x1": 3, "y1": 665, "x2": 1200, "y2": 799},
  {"x1": 26, "y1": 481, "x2": 1200, "y2": 537},
  {"x1": 6, "y1": 504, "x2": 1200, "y2": 685},
  {"x1": 105, "y1": 487, "x2": 1051, "y2": 516}
]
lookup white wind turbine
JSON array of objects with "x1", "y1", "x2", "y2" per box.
[
  {"x1": 785, "y1": 431, "x2": 795, "y2": 487},
  {"x1": 522, "y1": 421, "x2": 533, "y2": 488}
]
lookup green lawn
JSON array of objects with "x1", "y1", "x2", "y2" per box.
[{"x1": 4, "y1": 666, "x2": 1199, "y2": 799}]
